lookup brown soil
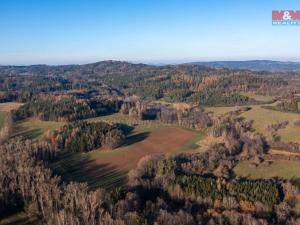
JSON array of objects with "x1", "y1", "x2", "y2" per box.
[
  {"x1": 56, "y1": 127, "x2": 199, "y2": 189},
  {"x1": 93, "y1": 127, "x2": 197, "y2": 170}
]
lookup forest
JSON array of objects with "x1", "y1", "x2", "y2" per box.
[
  {"x1": 11, "y1": 95, "x2": 122, "y2": 122},
  {"x1": 1, "y1": 115, "x2": 299, "y2": 224},
  {"x1": 48, "y1": 121, "x2": 125, "y2": 152},
  {"x1": 1, "y1": 61, "x2": 300, "y2": 224}
]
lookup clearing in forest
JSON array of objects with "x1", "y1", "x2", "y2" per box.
[
  {"x1": 0, "y1": 102, "x2": 23, "y2": 128},
  {"x1": 0, "y1": 112, "x2": 5, "y2": 129},
  {"x1": 52, "y1": 124, "x2": 203, "y2": 189},
  {"x1": 234, "y1": 159, "x2": 300, "y2": 214},
  {"x1": 205, "y1": 103, "x2": 300, "y2": 143},
  {"x1": 240, "y1": 92, "x2": 275, "y2": 102},
  {"x1": 234, "y1": 160, "x2": 300, "y2": 180},
  {"x1": 10, "y1": 113, "x2": 203, "y2": 189},
  {"x1": 0, "y1": 102, "x2": 23, "y2": 112},
  {"x1": 12, "y1": 118, "x2": 65, "y2": 140}
]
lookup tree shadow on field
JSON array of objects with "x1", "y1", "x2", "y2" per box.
[
  {"x1": 52, "y1": 152, "x2": 128, "y2": 190},
  {"x1": 124, "y1": 132, "x2": 150, "y2": 146},
  {"x1": 0, "y1": 211, "x2": 39, "y2": 225},
  {"x1": 17, "y1": 128, "x2": 42, "y2": 140},
  {"x1": 116, "y1": 123, "x2": 134, "y2": 135},
  {"x1": 11, "y1": 119, "x2": 43, "y2": 140},
  {"x1": 291, "y1": 177, "x2": 300, "y2": 189}
]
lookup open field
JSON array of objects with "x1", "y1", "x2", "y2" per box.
[
  {"x1": 0, "y1": 212, "x2": 37, "y2": 225},
  {"x1": 88, "y1": 113, "x2": 169, "y2": 131},
  {"x1": 89, "y1": 127, "x2": 200, "y2": 169},
  {"x1": 240, "y1": 92, "x2": 275, "y2": 102},
  {"x1": 0, "y1": 102, "x2": 23, "y2": 129},
  {"x1": 9, "y1": 113, "x2": 203, "y2": 189},
  {"x1": 242, "y1": 105, "x2": 300, "y2": 143},
  {"x1": 205, "y1": 105, "x2": 240, "y2": 117},
  {"x1": 12, "y1": 118, "x2": 64, "y2": 140},
  {"x1": 153, "y1": 100, "x2": 193, "y2": 110},
  {"x1": 53, "y1": 115, "x2": 203, "y2": 189},
  {"x1": 234, "y1": 160, "x2": 300, "y2": 180},
  {"x1": 0, "y1": 102, "x2": 23, "y2": 112},
  {"x1": 234, "y1": 160, "x2": 300, "y2": 214},
  {"x1": 0, "y1": 112, "x2": 5, "y2": 129},
  {"x1": 205, "y1": 104, "x2": 300, "y2": 143}
]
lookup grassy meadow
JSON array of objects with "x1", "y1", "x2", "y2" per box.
[
  {"x1": 0, "y1": 102, "x2": 23, "y2": 129},
  {"x1": 234, "y1": 160, "x2": 300, "y2": 214},
  {"x1": 205, "y1": 94, "x2": 300, "y2": 143},
  {"x1": 12, "y1": 118, "x2": 65, "y2": 140},
  {"x1": 243, "y1": 105, "x2": 300, "y2": 143},
  {"x1": 0, "y1": 212, "x2": 37, "y2": 225},
  {"x1": 234, "y1": 160, "x2": 300, "y2": 180},
  {"x1": 240, "y1": 92, "x2": 275, "y2": 102},
  {"x1": 0, "y1": 102, "x2": 23, "y2": 112},
  {"x1": 0, "y1": 112, "x2": 5, "y2": 129}
]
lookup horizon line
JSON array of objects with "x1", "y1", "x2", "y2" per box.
[{"x1": 1, "y1": 58, "x2": 300, "y2": 67}]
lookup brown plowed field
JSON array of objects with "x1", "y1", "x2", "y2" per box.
[
  {"x1": 54, "y1": 127, "x2": 201, "y2": 189},
  {"x1": 94, "y1": 127, "x2": 198, "y2": 170}
]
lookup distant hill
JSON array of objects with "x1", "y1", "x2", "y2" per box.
[
  {"x1": 0, "y1": 60, "x2": 153, "y2": 77},
  {"x1": 189, "y1": 60, "x2": 300, "y2": 72},
  {"x1": 1, "y1": 60, "x2": 300, "y2": 78},
  {"x1": 0, "y1": 60, "x2": 219, "y2": 78}
]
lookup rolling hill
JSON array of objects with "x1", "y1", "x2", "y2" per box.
[{"x1": 190, "y1": 60, "x2": 300, "y2": 72}]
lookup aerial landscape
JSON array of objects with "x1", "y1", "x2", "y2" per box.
[{"x1": 1, "y1": 1, "x2": 300, "y2": 225}]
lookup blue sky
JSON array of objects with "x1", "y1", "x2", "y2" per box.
[{"x1": 0, "y1": 0, "x2": 300, "y2": 65}]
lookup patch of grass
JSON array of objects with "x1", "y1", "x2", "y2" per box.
[
  {"x1": 234, "y1": 160, "x2": 300, "y2": 180},
  {"x1": 294, "y1": 195, "x2": 300, "y2": 215},
  {"x1": 234, "y1": 160, "x2": 300, "y2": 215},
  {"x1": 0, "y1": 112, "x2": 5, "y2": 129},
  {"x1": 0, "y1": 212, "x2": 38, "y2": 225},
  {"x1": 0, "y1": 102, "x2": 23, "y2": 129},
  {"x1": 205, "y1": 106, "x2": 240, "y2": 117},
  {"x1": 51, "y1": 152, "x2": 127, "y2": 190},
  {"x1": 175, "y1": 131, "x2": 204, "y2": 153},
  {"x1": 196, "y1": 134, "x2": 225, "y2": 152},
  {"x1": 240, "y1": 92, "x2": 275, "y2": 102},
  {"x1": 88, "y1": 113, "x2": 169, "y2": 131},
  {"x1": 153, "y1": 100, "x2": 193, "y2": 110},
  {"x1": 12, "y1": 118, "x2": 64, "y2": 140},
  {"x1": 0, "y1": 102, "x2": 23, "y2": 112},
  {"x1": 205, "y1": 104, "x2": 300, "y2": 143},
  {"x1": 242, "y1": 105, "x2": 300, "y2": 143}
]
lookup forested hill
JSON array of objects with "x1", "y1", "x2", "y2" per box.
[
  {"x1": 2, "y1": 60, "x2": 300, "y2": 77},
  {"x1": 0, "y1": 60, "x2": 228, "y2": 79},
  {"x1": 189, "y1": 60, "x2": 300, "y2": 72},
  {"x1": 0, "y1": 60, "x2": 293, "y2": 105},
  {"x1": 0, "y1": 61, "x2": 196, "y2": 77},
  {"x1": 0, "y1": 61, "x2": 154, "y2": 77}
]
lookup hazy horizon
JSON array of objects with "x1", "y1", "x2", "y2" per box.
[{"x1": 1, "y1": 59, "x2": 300, "y2": 67}]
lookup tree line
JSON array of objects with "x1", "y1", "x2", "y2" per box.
[
  {"x1": 176, "y1": 175, "x2": 279, "y2": 207},
  {"x1": 48, "y1": 121, "x2": 125, "y2": 152},
  {"x1": 11, "y1": 95, "x2": 122, "y2": 122}
]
